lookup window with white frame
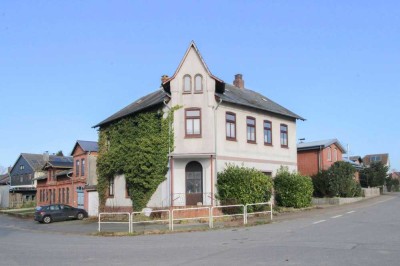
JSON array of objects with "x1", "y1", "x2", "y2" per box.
[{"x1": 185, "y1": 108, "x2": 201, "y2": 137}]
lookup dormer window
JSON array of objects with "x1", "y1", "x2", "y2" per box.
[
  {"x1": 194, "y1": 74, "x2": 203, "y2": 93},
  {"x1": 183, "y1": 75, "x2": 191, "y2": 93}
]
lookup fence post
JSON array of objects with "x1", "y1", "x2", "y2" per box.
[
  {"x1": 98, "y1": 213, "x2": 101, "y2": 232},
  {"x1": 171, "y1": 209, "x2": 174, "y2": 231},
  {"x1": 209, "y1": 207, "x2": 212, "y2": 229},
  {"x1": 244, "y1": 204, "x2": 248, "y2": 224}
]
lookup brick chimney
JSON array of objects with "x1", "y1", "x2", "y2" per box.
[
  {"x1": 233, "y1": 74, "x2": 244, "y2": 89},
  {"x1": 161, "y1": 75, "x2": 169, "y2": 84}
]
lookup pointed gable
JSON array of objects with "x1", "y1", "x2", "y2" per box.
[{"x1": 163, "y1": 41, "x2": 223, "y2": 85}]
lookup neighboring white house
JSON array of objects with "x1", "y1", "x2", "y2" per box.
[{"x1": 95, "y1": 42, "x2": 304, "y2": 210}]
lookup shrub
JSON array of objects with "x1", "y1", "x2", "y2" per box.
[
  {"x1": 312, "y1": 161, "x2": 361, "y2": 198},
  {"x1": 274, "y1": 166, "x2": 313, "y2": 208},
  {"x1": 360, "y1": 162, "x2": 388, "y2": 188},
  {"x1": 216, "y1": 164, "x2": 273, "y2": 207},
  {"x1": 392, "y1": 179, "x2": 400, "y2": 192}
]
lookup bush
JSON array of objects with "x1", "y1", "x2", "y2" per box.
[
  {"x1": 274, "y1": 167, "x2": 313, "y2": 208},
  {"x1": 312, "y1": 161, "x2": 361, "y2": 198},
  {"x1": 216, "y1": 164, "x2": 273, "y2": 207},
  {"x1": 392, "y1": 179, "x2": 400, "y2": 192},
  {"x1": 360, "y1": 162, "x2": 388, "y2": 188}
]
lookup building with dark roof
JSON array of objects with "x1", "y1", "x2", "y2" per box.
[
  {"x1": 297, "y1": 139, "x2": 346, "y2": 176},
  {"x1": 35, "y1": 141, "x2": 99, "y2": 215},
  {"x1": 95, "y1": 42, "x2": 304, "y2": 210}
]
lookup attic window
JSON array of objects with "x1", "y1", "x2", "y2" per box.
[
  {"x1": 136, "y1": 99, "x2": 143, "y2": 104},
  {"x1": 262, "y1": 98, "x2": 268, "y2": 102}
]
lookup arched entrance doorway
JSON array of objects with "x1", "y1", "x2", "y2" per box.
[{"x1": 185, "y1": 161, "x2": 203, "y2": 206}]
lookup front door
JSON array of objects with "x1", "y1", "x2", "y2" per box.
[
  {"x1": 185, "y1": 161, "x2": 203, "y2": 206},
  {"x1": 77, "y1": 187, "x2": 84, "y2": 209}
]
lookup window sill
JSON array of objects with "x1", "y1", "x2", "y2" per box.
[
  {"x1": 264, "y1": 143, "x2": 273, "y2": 146},
  {"x1": 281, "y1": 145, "x2": 289, "y2": 149},
  {"x1": 247, "y1": 141, "x2": 257, "y2": 144},
  {"x1": 194, "y1": 91, "x2": 203, "y2": 94},
  {"x1": 185, "y1": 135, "x2": 202, "y2": 138},
  {"x1": 183, "y1": 92, "x2": 192, "y2": 94},
  {"x1": 226, "y1": 138, "x2": 237, "y2": 142}
]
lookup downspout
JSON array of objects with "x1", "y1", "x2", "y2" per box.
[
  {"x1": 67, "y1": 171, "x2": 73, "y2": 205},
  {"x1": 213, "y1": 98, "x2": 222, "y2": 206},
  {"x1": 163, "y1": 99, "x2": 172, "y2": 207},
  {"x1": 318, "y1": 146, "x2": 323, "y2": 172}
]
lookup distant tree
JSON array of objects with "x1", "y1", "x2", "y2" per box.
[
  {"x1": 0, "y1": 165, "x2": 7, "y2": 174},
  {"x1": 360, "y1": 162, "x2": 389, "y2": 187},
  {"x1": 55, "y1": 150, "x2": 64, "y2": 156}
]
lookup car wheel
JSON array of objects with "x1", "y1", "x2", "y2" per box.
[
  {"x1": 77, "y1": 212, "x2": 84, "y2": 220},
  {"x1": 43, "y1": 216, "x2": 52, "y2": 224}
]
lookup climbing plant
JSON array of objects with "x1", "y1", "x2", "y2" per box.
[{"x1": 97, "y1": 107, "x2": 176, "y2": 211}]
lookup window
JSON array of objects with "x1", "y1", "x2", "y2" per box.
[
  {"x1": 226, "y1": 112, "x2": 236, "y2": 140},
  {"x1": 246, "y1": 117, "x2": 256, "y2": 143},
  {"x1": 185, "y1": 108, "x2": 201, "y2": 137},
  {"x1": 334, "y1": 148, "x2": 338, "y2": 162},
  {"x1": 194, "y1": 74, "x2": 203, "y2": 92},
  {"x1": 58, "y1": 188, "x2": 61, "y2": 203},
  {"x1": 19, "y1": 165, "x2": 24, "y2": 170},
  {"x1": 62, "y1": 188, "x2": 65, "y2": 203},
  {"x1": 108, "y1": 177, "x2": 114, "y2": 197},
  {"x1": 52, "y1": 170, "x2": 55, "y2": 181},
  {"x1": 66, "y1": 188, "x2": 69, "y2": 204},
  {"x1": 327, "y1": 147, "x2": 332, "y2": 161},
  {"x1": 280, "y1": 124, "x2": 288, "y2": 147},
  {"x1": 264, "y1": 120, "x2": 272, "y2": 145},
  {"x1": 81, "y1": 159, "x2": 85, "y2": 176},
  {"x1": 76, "y1": 160, "x2": 80, "y2": 176},
  {"x1": 371, "y1": 155, "x2": 381, "y2": 162},
  {"x1": 183, "y1": 75, "x2": 191, "y2": 93}
]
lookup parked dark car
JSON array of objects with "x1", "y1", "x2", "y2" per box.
[{"x1": 34, "y1": 204, "x2": 88, "y2": 224}]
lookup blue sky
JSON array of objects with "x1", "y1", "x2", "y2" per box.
[{"x1": 1, "y1": 1, "x2": 399, "y2": 171}]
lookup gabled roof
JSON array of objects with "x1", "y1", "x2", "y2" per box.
[
  {"x1": 94, "y1": 42, "x2": 304, "y2": 128},
  {"x1": 56, "y1": 169, "x2": 73, "y2": 177},
  {"x1": 216, "y1": 84, "x2": 304, "y2": 120},
  {"x1": 11, "y1": 153, "x2": 48, "y2": 173},
  {"x1": 363, "y1": 153, "x2": 389, "y2": 166},
  {"x1": 297, "y1": 139, "x2": 346, "y2": 152},
  {"x1": 163, "y1": 41, "x2": 223, "y2": 84},
  {"x1": 93, "y1": 89, "x2": 168, "y2": 128},
  {"x1": 71, "y1": 140, "x2": 98, "y2": 155},
  {"x1": 43, "y1": 156, "x2": 73, "y2": 169}
]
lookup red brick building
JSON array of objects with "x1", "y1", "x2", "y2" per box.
[
  {"x1": 36, "y1": 155, "x2": 74, "y2": 206},
  {"x1": 36, "y1": 141, "x2": 98, "y2": 211},
  {"x1": 297, "y1": 139, "x2": 346, "y2": 177}
]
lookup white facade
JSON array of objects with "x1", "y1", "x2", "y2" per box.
[
  {"x1": 151, "y1": 43, "x2": 299, "y2": 208},
  {"x1": 109, "y1": 43, "x2": 300, "y2": 209}
]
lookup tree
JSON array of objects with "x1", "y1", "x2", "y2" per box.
[
  {"x1": 312, "y1": 161, "x2": 361, "y2": 198},
  {"x1": 0, "y1": 165, "x2": 7, "y2": 174},
  {"x1": 56, "y1": 150, "x2": 64, "y2": 156},
  {"x1": 360, "y1": 162, "x2": 388, "y2": 188}
]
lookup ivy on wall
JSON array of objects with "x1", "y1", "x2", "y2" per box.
[{"x1": 97, "y1": 107, "x2": 176, "y2": 211}]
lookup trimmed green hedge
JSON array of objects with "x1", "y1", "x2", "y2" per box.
[
  {"x1": 274, "y1": 167, "x2": 313, "y2": 208},
  {"x1": 216, "y1": 164, "x2": 273, "y2": 206}
]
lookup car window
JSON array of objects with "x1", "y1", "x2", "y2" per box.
[
  {"x1": 63, "y1": 205, "x2": 72, "y2": 210},
  {"x1": 50, "y1": 205, "x2": 60, "y2": 211},
  {"x1": 35, "y1": 206, "x2": 42, "y2": 211}
]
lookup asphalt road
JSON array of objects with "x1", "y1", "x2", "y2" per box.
[{"x1": 1, "y1": 194, "x2": 400, "y2": 266}]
